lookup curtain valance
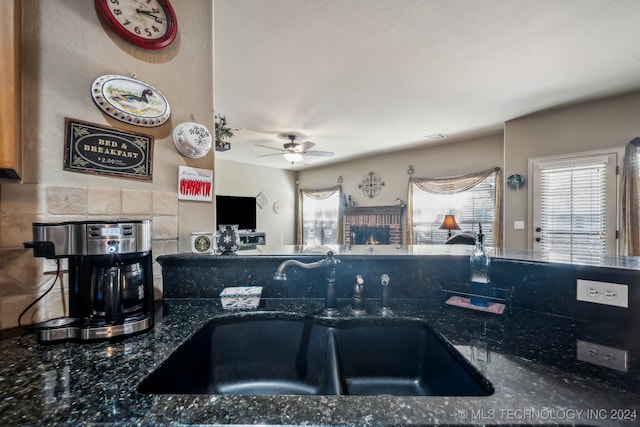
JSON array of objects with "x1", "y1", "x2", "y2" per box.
[{"x1": 406, "y1": 167, "x2": 503, "y2": 247}]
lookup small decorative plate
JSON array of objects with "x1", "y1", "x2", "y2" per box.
[
  {"x1": 91, "y1": 74, "x2": 171, "y2": 127},
  {"x1": 256, "y1": 191, "x2": 268, "y2": 209},
  {"x1": 273, "y1": 200, "x2": 282, "y2": 214},
  {"x1": 173, "y1": 122, "x2": 212, "y2": 158},
  {"x1": 507, "y1": 174, "x2": 525, "y2": 190}
]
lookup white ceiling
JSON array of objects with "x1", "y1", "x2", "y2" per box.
[{"x1": 213, "y1": 0, "x2": 640, "y2": 170}]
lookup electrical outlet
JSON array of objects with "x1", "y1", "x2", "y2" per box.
[
  {"x1": 576, "y1": 339, "x2": 628, "y2": 372},
  {"x1": 42, "y1": 258, "x2": 68, "y2": 274},
  {"x1": 576, "y1": 279, "x2": 628, "y2": 308}
]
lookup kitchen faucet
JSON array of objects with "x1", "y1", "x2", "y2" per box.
[{"x1": 273, "y1": 251, "x2": 341, "y2": 316}]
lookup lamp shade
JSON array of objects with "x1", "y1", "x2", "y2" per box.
[{"x1": 439, "y1": 214, "x2": 460, "y2": 231}]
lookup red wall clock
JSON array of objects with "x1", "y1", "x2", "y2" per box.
[{"x1": 94, "y1": 0, "x2": 178, "y2": 50}]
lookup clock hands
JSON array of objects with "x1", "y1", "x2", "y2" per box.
[
  {"x1": 136, "y1": 8, "x2": 165, "y2": 23},
  {"x1": 132, "y1": 0, "x2": 160, "y2": 17}
]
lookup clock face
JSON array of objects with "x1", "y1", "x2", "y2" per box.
[{"x1": 95, "y1": 0, "x2": 178, "y2": 50}]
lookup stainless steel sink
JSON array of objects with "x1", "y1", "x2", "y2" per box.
[{"x1": 137, "y1": 313, "x2": 494, "y2": 397}]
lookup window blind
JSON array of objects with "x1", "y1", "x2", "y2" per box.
[
  {"x1": 412, "y1": 172, "x2": 496, "y2": 245},
  {"x1": 301, "y1": 191, "x2": 340, "y2": 245},
  {"x1": 538, "y1": 158, "x2": 608, "y2": 259}
]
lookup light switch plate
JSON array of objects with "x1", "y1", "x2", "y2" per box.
[
  {"x1": 576, "y1": 279, "x2": 628, "y2": 308},
  {"x1": 576, "y1": 339, "x2": 627, "y2": 372},
  {"x1": 514, "y1": 220, "x2": 525, "y2": 230}
]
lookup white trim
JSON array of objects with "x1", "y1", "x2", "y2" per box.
[
  {"x1": 527, "y1": 147, "x2": 624, "y2": 254},
  {"x1": 535, "y1": 154, "x2": 611, "y2": 171}
]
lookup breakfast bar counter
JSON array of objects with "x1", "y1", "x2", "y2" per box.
[
  {"x1": 1, "y1": 248, "x2": 639, "y2": 425},
  {"x1": 1, "y1": 297, "x2": 639, "y2": 426}
]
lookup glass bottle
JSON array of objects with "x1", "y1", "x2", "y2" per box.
[{"x1": 469, "y1": 223, "x2": 491, "y2": 306}]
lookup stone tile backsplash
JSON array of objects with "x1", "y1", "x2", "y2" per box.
[{"x1": 0, "y1": 183, "x2": 178, "y2": 329}]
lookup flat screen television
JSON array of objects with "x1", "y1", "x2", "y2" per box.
[{"x1": 215, "y1": 195, "x2": 257, "y2": 231}]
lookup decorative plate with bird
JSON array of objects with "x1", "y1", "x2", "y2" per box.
[{"x1": 91, "y1": 74, "x2": 171, "y2": 127}]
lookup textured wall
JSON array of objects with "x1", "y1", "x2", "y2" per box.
[
  {"x1": 297, "y1": 133, "x2": 504, "y2": 209},
  {"x1": 504, "y1": 91, "x2": 640, "y2": 249},
  {"x1": 215, "y1": 159, "x2": 297, "y2": 245},
  {"x1": 0, "y1": 0, "x2": 214, "y2": 329}
]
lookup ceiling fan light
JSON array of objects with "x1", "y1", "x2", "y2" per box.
[{"x1": 283, "y1": 152, "x2": 304, "y2": 162}]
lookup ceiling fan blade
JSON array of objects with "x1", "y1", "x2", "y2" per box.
[
  {"x1": 257, "y1": 153, "x2": 284, "y2": 158},
  {"x1": 255, "y1": 144, "x2": 285, "y2": 152},
  {"x1": 297, "y1": 141, "x2": 315, "y2": 151},
  {"x1": 304, "y1": 150, "x2": 334, "y2": 157}
]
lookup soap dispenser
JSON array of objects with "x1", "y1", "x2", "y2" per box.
[{"x1": 469, "y1": 223, "x2": 491, "y2": 306}]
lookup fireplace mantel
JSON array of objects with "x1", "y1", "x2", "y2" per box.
[{"x1": 343, "y1": 205, "x2": 404, "y2": 216}]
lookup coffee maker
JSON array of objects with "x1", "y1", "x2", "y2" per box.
[{"x1": 24, "y1": 220, "x2": 154, "y2": 343}]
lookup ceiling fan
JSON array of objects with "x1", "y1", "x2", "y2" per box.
[{"x1": 256, "y1": 134, "x2": 334, "y2": 163}]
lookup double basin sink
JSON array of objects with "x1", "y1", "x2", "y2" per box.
[{"x1": 138, "y1": 312, "x2": 494, "y2": 397}]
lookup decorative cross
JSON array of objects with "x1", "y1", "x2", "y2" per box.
[{"x1": 359, "y1": 171, "x2": 385, "y2": 199}]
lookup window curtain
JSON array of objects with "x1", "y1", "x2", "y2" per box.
[
  {"x1": 406, "y1": 167, "x2": 503, "y2": 247},
  {"x1": 621, "y1": 137, "x2": 640, "y2": 256},
  {"x1": 296, "y1": 185, "x2": 345, "y2": 245}
]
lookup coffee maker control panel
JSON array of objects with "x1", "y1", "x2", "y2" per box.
[
  {"x1": 27, "y1": 220, "x2": 152, "y2": 258},
  {"x1": 86, "y1": 223, "x2": 140, "y2": 255}
]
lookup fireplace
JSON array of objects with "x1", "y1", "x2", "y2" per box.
[
  {"x1": 343, "y1": 205, "x2": 404, "y2": 245},
  {"x1": 350, "y1": 225, "x2": 390, "y2": 245}
]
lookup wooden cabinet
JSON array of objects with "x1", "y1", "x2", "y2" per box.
[{"x1": 0, "y1": 0, "x2": 22, "y2": 180}]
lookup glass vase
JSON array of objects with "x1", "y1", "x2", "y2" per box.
[{"x1": 217, "y1": 224, "x2": 240, "y2": 254}]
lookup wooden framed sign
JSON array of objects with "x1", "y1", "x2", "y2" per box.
[{"x1": 63, "y1": 118, "x2": 154, "y2": 180}]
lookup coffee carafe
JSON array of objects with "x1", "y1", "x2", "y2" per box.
[{"x1": 25, "y1": 220, "x2": 154, "y2": 343}]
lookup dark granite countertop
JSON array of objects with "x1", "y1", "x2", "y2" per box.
[
  {"x1": 1, "y1": 297, "x2": 639, "y2": 426},
  {"x1": 226, "y1": 244, "x2": 640, "y2": 270}
]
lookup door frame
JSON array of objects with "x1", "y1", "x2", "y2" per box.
[{"x1": 527, "y1": 147, "x2": 623, "y2": 254}]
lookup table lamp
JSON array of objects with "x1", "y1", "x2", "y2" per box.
[{"x1": 439, "y1": 214, "x2": 460, "y2": 239}]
